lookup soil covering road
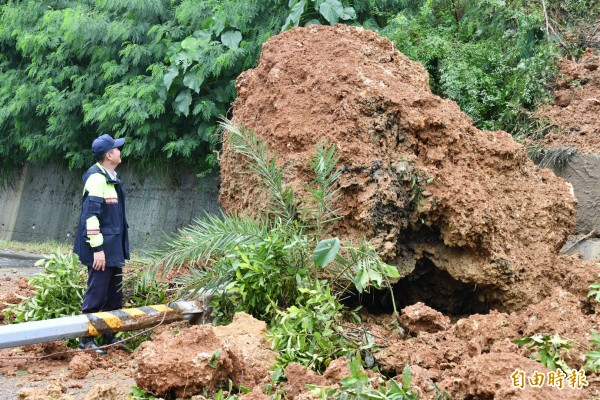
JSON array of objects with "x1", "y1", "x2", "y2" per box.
[{"x1": 1, "y1": 25, "x2": 600, "y2": 399}]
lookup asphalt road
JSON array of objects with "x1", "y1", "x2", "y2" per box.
[{"x1": 0, "y1": 251, "x2": 44, "y2": 278}]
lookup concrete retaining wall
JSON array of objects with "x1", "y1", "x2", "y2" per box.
[
  {"x1": 549, "y1": 153, "x2": 600, "y2": 260},
  {"x1": 0, "y1": 163, "x2": 221, "y2": 250},
  {"x1": 551, "y1": 153, "x2": 600, "y2": 236}
]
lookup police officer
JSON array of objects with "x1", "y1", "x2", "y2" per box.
[{"x1": 74, "y1": 134, "x2": 129, "y2": 354}]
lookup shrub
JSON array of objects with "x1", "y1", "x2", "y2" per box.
[
  {"x1": 514, "y1": 333, "x2": 573, "y2": 372},
  {"x1": 4, "y1": 251, "x2": 86, "y2": 323}
]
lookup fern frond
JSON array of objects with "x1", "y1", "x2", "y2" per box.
[
  {"x1": 301, "y1": 142, "x2": 343, "y2": 240},
  {"x1": 145, "y1": 212, "x2": 269, "y2": 283},
  {"x1": 219, "y1": 118, "x2": 297, "y2": 223}
]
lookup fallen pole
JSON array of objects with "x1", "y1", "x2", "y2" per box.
[{"x1": 0, "y1": 299, "x2": 211, "y2": 349}]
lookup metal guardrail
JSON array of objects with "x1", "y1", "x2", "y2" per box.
[{"x1": 0, "y1": 299, "x2": 211, "y2": 349}]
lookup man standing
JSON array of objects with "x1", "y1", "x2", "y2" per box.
[{"x1": 74, "y1": 134, "x2": 129, "y2": 354}]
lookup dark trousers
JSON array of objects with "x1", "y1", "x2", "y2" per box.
[{"x1": 82, "y1": 266, "x2": 123, "y2": 314}]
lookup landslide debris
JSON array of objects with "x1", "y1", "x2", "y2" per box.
[
  {"x1": 135, "y1": 313, "x2": 276, "y2": 398},
  {"x1": 220, "y1": 24, "x2": 592, "y2": 313},
  {"x1": 539, "y1": 49, "x2": 600, "y2": 152}
]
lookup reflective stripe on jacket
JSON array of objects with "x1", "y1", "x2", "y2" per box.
[{"x1": 74, "y1": 163, "x2": 130, "y2": 267}]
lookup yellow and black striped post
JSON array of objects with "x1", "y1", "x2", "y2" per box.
[{"x1": 0, "y1": 299, "x2": 211, "y2": 349}]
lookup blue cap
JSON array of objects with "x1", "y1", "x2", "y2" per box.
[{"x1": 92, "y1": 134, "x2": 125, "y2": 157}]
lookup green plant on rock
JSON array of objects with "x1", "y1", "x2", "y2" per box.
[
  {"x1": 4, "y1": 251, "x2": 86, "y2": 323},
  {"x1": 514, "y1": 333, "x2": 573, "y2": 372},
  {"x1": 309, "y1": 357, "x2": 419, "y2": 400},
  {"x1": 584, "y1": 330, "x2": 600, "y2": 373}
]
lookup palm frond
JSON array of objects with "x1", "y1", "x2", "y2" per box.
[
  {"x1": 219, "y1": 118, "x2": 297, "y2": 223},
  {"x1": 145, "y1": 212, "x2": 269, "y2": 282},
  {"x1": 301, "y1": 142, "x2": 343, "y2": 240}
]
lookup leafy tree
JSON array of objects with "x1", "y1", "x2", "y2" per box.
[
  {"x1": 0, "y1": 0, "x2": 288, "y2": 175},
  {"x1": 379, "y1": 0, "x2": 561, "y2": 135}
]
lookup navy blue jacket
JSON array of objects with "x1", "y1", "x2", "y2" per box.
[{"x1": 74, "y1": 164, "x2": 130, "y2": 267}]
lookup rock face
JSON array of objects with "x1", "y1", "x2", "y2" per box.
[{"x1": 220, "y1": 24, "x2": 579, "y2": 312}]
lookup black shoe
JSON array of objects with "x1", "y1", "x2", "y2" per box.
[
  {"x1": 78, "y1": 336, "x2": 107, "y2": 355},
  {"x1": 102, "y1": 332, "x2": 125, "y2": 349}
]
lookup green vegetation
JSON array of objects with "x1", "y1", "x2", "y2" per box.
[
  {"x1": 514, "y1": 333, "x2": 573, "y2": 372},
  {"x1": 309, "y1": 358, "x2": 419, "y2": 400},
  {"x1": 588, "y1": 281, "x2": 600, "y2": 302},
  {"x1": 1, "y1": 0, "x2": 595, "y2": 177},
  {"x1": 0, "y1": 0, "x2": 289, "y2": 174},
  {"x1": 148, "y1": 120, "x2": 398, "y2": 378},
  {"x1": 584, "y1": 329, "x2": 600, "y2": 373},
  {"x1": 585, "y1": 279, "x2": 600, "y2": 372},
  {"x1": 4, "y1": 252, "x2": 86, "y2": 322},
  {"x1": 129, "y1": 386, "x2": 158, "y2": 400}
]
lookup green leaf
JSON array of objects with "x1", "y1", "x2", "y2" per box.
[
  {"x1": 183, "y1": 71, "x2": 202, "y2": 93},
  {"x1": 319, "y1": 0, "x2": 344, "y2": 25},
  {"x1": 401, "y1": 364, "x2": 412, "y2": 390},
  {"x1": 312, "y1": 237, "x2": 340, "y2": 267},
  {"x1": 383, "y1": 263, "x2": 400, "y2": 279},
  {"x1": 181, "y1": 37, "x2": 200, "y2": 50},
  {"x1": 354, "y1": 268, "x2": 366, "y2": 293},
  {"x1": 220, "y1": 31, "x2": 242, "y2": 49},
  {"x1": 174, "y1": 89, "x2": 192, "y2": 116},
  {"x1": 340, "y1": 7, "x2": 356, "y2": 20},
  {"x1": 209, "y1": 348, "x2": 222, "y2": 368},
  {"x1": 282, "y1": 0, "x2": 307, "y2": 31},
  {"x1": 192, "y1": 29, "x2": 212, "y2": 42},
  {"x1": 163, "y1": 66, "x2": 179, "y2": 91},
  {"x1": 513, "y1": 337, "x2": 533, "y2": 345}
]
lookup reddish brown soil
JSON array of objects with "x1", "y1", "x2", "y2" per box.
[
  {"x1": 1, "y1": 25, "x2": 600, "y2": 400},
  {"x1": 540, "y1": 49, "x2": 600, "y2": 152},
  {"x1": 220, "y1": 25, "x2": 594, "y2": 314},
  {"x1": 219, "y1": 24, "x2": 599, "y2": 399}
]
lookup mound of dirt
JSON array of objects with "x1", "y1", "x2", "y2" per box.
[
  {"x1": 135, "y1": 312, "x2": 276, "y2": 397},
  {"x1": 372, "y1": 290, "x2": 600, "y2": 398},
  {"x1": 220, "y1": 24, "x2": 592, "y2": 312},
  {"x1": 539, "y1": 49, "x2": 600, "y2": 152}
]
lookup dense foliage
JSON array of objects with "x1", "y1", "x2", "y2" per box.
[
  {"x1": 0, "y1": 0, "x2": 596, "y2": 175},
  {"x1": 0, "y1": 0, "x2": 288, "y2": 174}
]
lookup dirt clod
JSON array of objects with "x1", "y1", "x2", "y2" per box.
[
  {"x1": 399, "y1": 302, "x2": 450, "y2": 334},
  {"x1": 135, "y1": 313, "x2": 275, "y2": 397},
  {"x1": 83, "y1": 383, "x2": 117, "y2": 400},
  {"x1": 68, "y1": 353, "x2": 92, "y2": 379}
]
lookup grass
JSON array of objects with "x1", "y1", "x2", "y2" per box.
[{"x1": 0, "y1": 240, "x2": 71, "y2": 255}]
